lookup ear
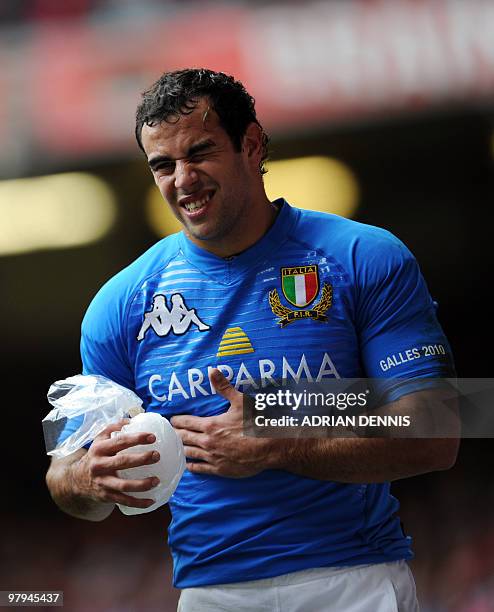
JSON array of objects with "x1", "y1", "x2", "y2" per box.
[{"x1": 242, "y1": 122, "x2": 263, "y2": 170}]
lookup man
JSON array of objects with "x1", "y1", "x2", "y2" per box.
[{"x1": 46, "y1": 69, "x2": 459, "y2": 611}]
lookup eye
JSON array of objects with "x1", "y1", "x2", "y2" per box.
[
  {"x1": 189, "y1": 153, "x2": 209, "y2": 164},
  {"x1": 155, "y1": 162, "x2": 175, "y2": 175}
]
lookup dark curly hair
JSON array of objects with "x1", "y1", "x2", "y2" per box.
[{"x1": 135, "y1": 68, "x2": 269, "y2": 174}]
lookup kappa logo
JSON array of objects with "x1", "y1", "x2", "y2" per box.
[
  {"x1": 137, "y1": 293, "x2": 210, "y2": 340},
  {"x1": 269, "y1": 265, "x2": 333, "y2": 327}
]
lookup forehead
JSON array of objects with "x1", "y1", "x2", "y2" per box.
[{"x1": 140, "y1": 98, "x2": 226, "y2": 157}]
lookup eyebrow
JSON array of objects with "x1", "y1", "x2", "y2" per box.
[{"x1": 148, "y1": 139, "x2": 216, "y2": 170}]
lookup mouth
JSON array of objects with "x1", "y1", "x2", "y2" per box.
[{"x1": 179, "y1": 190, "x2": 215, "y2": 218}]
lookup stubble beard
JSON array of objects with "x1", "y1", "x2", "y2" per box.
[{"x1": 184, "y1": 192, "x2": 250, "y2": 246}]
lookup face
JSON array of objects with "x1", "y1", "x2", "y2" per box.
[{"x1": 141, "y1": 98, "x2": 263, "y2": 254}]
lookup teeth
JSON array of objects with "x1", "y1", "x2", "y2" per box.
[{"x1": 184, "y1": 193, "x2": 211, "y2": 212}]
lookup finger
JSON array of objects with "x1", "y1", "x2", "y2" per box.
[
  {"x1": 186, "y1": 461, "x2": 217, "y2": 475},
  {"x1": 209, "y1": 368, "x2": 240, "y2": 402},
  {"x1": 106, "y1": 449, "x2": 160, "y2": 471},
  {"x1": 96, "y1": 431, "x2": 157, "y2": 455},
  {"x1": 97, "y1": 419, "x2": 131, "y2": 440},
  {"x1": 92, "y1": 477, "x2": 156, "y2": 507},
  {"x1": 105, "y1": 491, "x2": 155, "y2": 508},
  {"x1": 171, "y1": 414, "x2": 211, "y2": 432},
  {"x1": 174, "y1": 428, "x2": 209, "y2": 449},
  {"x1": 102, "y1": 475, "x2": 160, "y2": 493},
  {"x1": 89, "y1": 447, "x2": 159, "y2": 477},
  {"x1": 183, "y1": 445, "x2": 211, "y2": 462}
]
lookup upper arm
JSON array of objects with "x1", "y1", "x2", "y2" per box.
[
  {"x1": 80, "y1": 280, "x2": 135, "y2": 388},
  {"x1": 355, "y1": 232, "x2": 456, "y2": 403}
]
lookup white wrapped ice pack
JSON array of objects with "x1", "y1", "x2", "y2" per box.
[{"x1": 114, "y1": 412, "x2": 186, "y2": 515}]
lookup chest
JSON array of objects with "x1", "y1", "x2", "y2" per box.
[{"x1": 130, "y1": 258, "x2": 360, "y2": 416}]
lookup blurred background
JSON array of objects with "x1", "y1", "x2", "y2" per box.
[{"x1": 1, "y1": 0, "x2": 493, "y2": 610}]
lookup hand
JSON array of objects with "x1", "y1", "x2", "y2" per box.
[
  {"x1": 72, "y1": 419, "x2": 161, "y2": 509},
  {"x1": 171, "y1": 369, "x2": 278, "y2": 478}
]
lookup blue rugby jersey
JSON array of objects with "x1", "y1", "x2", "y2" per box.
[{"x1": 80, "y1": 200, "x2": 455, "y2": 587}]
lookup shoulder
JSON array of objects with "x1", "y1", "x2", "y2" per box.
[
  {"x1": 294, "y1": 206, "x2": 402, "y2": 247},
  {"x1": 292, "y1": 206, "x2": 413, "y2": 273}
]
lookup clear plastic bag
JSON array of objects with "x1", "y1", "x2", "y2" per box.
[
  {"x1": 43, "y1": 374, "x2": 186, "y2": 515},
  {"x1": 43, "y1": 374, "x2": 144, "y2": 458}
]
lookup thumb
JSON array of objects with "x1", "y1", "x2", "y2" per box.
[{"x1": 210, "y1": 368, "x2": 239, "y2": 402}]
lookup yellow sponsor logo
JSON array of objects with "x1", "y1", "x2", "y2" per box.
[{"x1": 217, "y1": 326, "x2": 255, "y2": 357}]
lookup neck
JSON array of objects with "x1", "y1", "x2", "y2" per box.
[{"x1": 185, "y1": 195, "x2": 279, "y2": 258}]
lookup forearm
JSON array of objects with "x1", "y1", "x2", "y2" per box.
[
  {"x1": 174, "y1": 380, "x2": 460, "y2": 481},
  {"x1": 269, "y1": 437, "x2": 459, "y2": 483},
  {"x1": 266, "y1": 388, "x2": 460, "y2": 482},
  {"x1": 46, "y1": 450, "x2": 115, "y2": 522}
]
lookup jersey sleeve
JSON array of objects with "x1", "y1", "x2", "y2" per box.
[
  {"x1": 80, "y1": 277, "x2": 135, "y2": 390},
  {"x1": 58, "y1": 280, "x2": 137, "y2": 448},
  {"x1": 355, "y1": 230, "x2": 455, "y2": 403}
]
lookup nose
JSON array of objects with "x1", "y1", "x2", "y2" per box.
[{"x1": 174, "y1": 159, "x2": 199, "y2": 191}]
